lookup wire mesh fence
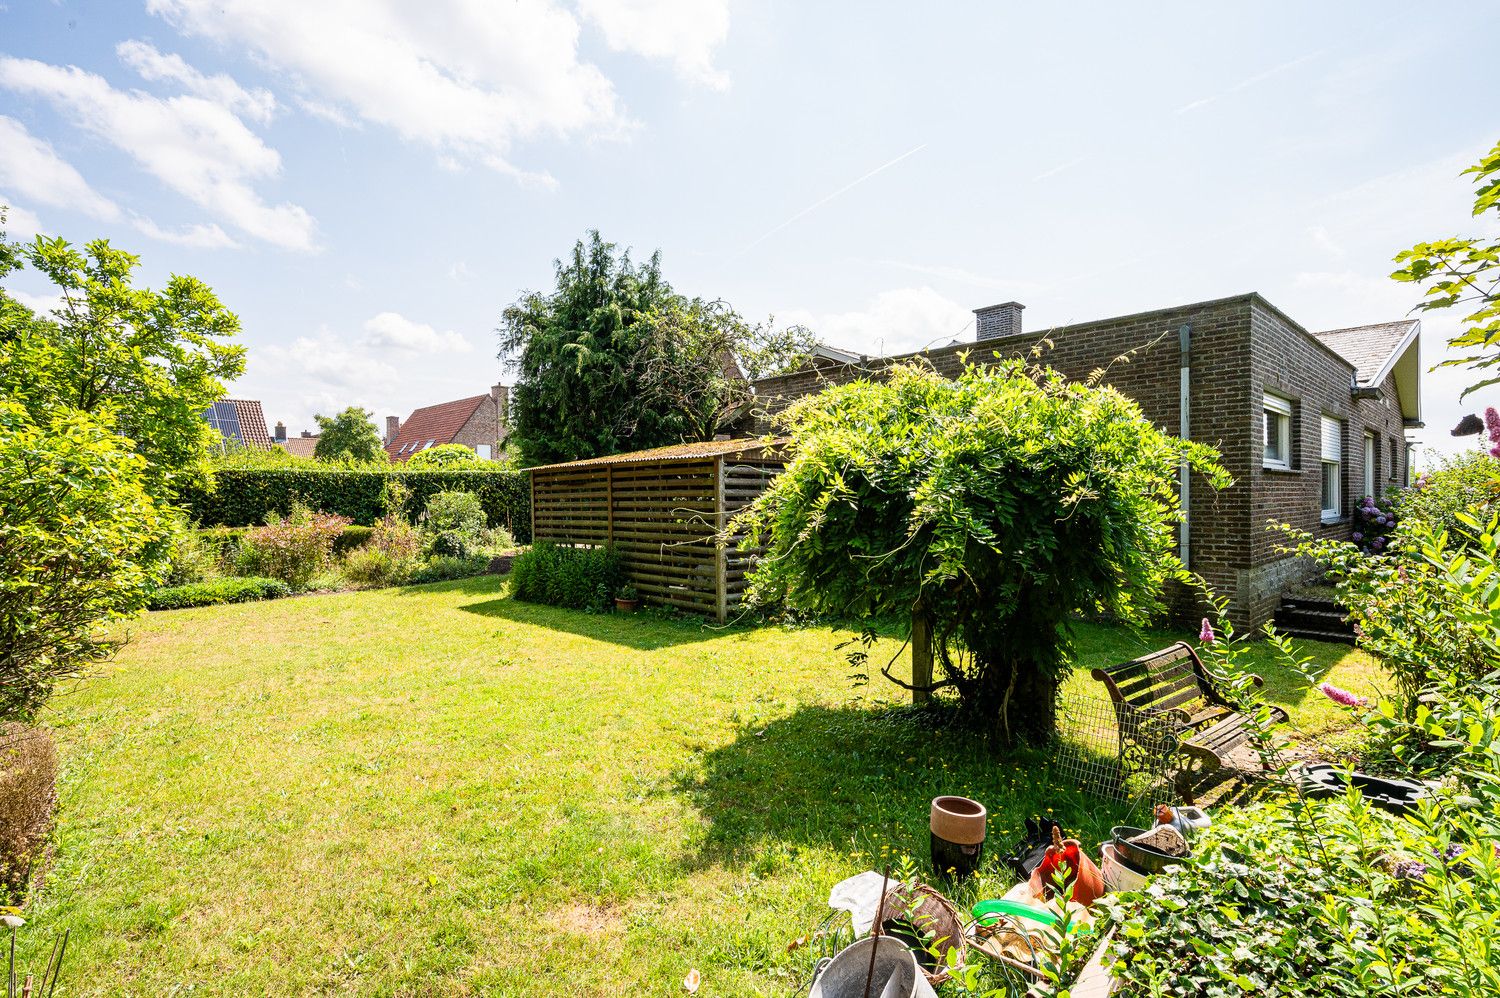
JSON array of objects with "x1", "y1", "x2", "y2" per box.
[{"x1": 1051, "y1": 694, "x2": 1182, "y2": 804}]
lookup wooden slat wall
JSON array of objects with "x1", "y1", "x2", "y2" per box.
[{"x1": 530, "y1": 454, "x2": 784, "y2": 621}]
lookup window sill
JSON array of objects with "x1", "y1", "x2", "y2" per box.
[
  {"x1": 1262, "y1": 464, "x2": 1299, "y2": 475},
  {"x1": 1321, "y1": 515, "x2": 1347, "y2": 526}
]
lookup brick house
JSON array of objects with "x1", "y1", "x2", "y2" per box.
[
  {"x1": 271, "y1": 422, "x2": 320, "y2": 458},
  {"x1": 385, "y1": 384, "x2": 510, "y2": 461},
  {"x1": 751, "y1": 293, "x2": 1422, "y2": 629}
]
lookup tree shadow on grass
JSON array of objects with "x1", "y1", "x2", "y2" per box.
[
  {"x1": 674, "y1": 702, "x2": 1135, "y2": 875},
  {"x1": 456, "y1": 594, "x2": 748, "y2": 651}
]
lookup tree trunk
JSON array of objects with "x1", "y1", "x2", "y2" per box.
[{"x1": 959, "y1": 652, "x2": 1061, "y2": 746}]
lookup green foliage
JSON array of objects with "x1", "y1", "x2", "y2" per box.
[
  {"x1": 313, "y1": 407, "x2": 387, "y2": 464},
  {"x1": 734, "y1": 360, "x2": 1228, "y2": 742},
  {"x1": 341, "y1": 547, "x2": 404, "y2": 589},
  {"x1": 509, "y1": 542, "x2": 623, "y2": 612},
  {"x1": 404, "y1": 444, "x2": 480, "y2": 468},
  {"x1": 1394, "y1": 451, "x2": 1500, "y2": 547},
  {"x1": 146, "y1": 577, "x2": 291, "y2": 610},
  {"x1": 0, "y1": 402, "x2": 169, "y2": 722},
  {"x1": 162, "y1": 518, "x2": 223, "y2": 587},
  {"x1": 178, "y1": 467, "x2": 531, "y2": 539},
  {"x1": 407, "y1": 554, "x2": 493, "y2": 584},
  {"x1": 420, "y1": 490, "x2": 488, "y2": 558},
  {"x1": 1392, "y1": 139, "x2": 1500, "y2": 398},
  {"x1": 333, "y1": 525, "x2": 374, "y2": 555},
  {"x1": 498, "y1": 232, "x2": 816, "y2": 465},
  {"x1": 0, "y1": 232, "x2": 244, "y2": 492},
  {"x1": 236, "y1": 506, "x2": 351, "y2": 591}
]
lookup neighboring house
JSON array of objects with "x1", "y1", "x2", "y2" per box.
[
  {"x1": 385, "y1": 384, "x2": 509, "y2": 461},
  {"x1": 271, "y1": 422, "x2": 320, "y2": 458},
  {"x1": 752, "y1": 293, "x2": 1422, "y2": 629},
  {"x1": 204, "y1": 399, "x2": 272, "y2": 449}
]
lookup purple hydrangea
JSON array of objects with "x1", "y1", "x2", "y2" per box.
[
  {"x1": 1393, "y1": 860, "x2": 1427, "y2": 880},
  {"x1": 1352, "y1": 532, "x2": 1364, "y2": 542}
]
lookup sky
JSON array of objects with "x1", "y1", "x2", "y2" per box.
[{"x1": 1, "y1": 0, "x2": 1497, "y2": 459}]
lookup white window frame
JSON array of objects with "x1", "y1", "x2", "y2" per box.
[
  {"x1": 475, "y1": 444, "x2": 492, "y2": 460},
  {"x1": 1363, "y1": 431, "x2": 1376, "y2": 499},
  {"x1": 1321, "y1": 415, "x2": 1342, "y2": 521},
  {"x1": 1263, "y1": 393, "x2": 1293, "y2": 470}
]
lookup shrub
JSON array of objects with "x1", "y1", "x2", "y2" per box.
[
  {"x1": 510, "y1": 542, "x2": 623, "y2": 612},
  {"x1": 407, "y1": 554, "x2": 492, "y2": 584},
  {"x1": 162, "y1": 520, "x2": 222, "y2": 586},
  {"x1": 404, "y1": 443, "x2": 480, "y2": 468},
  {"x1": 1394, "y1": 451, "x2": 1499, "y2": 546},
  {"x1": 343, "y1": 547, "x2": 407, "y2": 589},
  {"x1": 146, "y1": 576, "x2": 291, "y2": 610},
  {"x1": 0, "y1": 403, "x2": 169, "y2": 723},
  {"x1": 178, "y1": 468, "x2": 531, "y2": 541},
  {"x1": 236, "y1": 505, "x2": 351, "y2": 590},
  {"x1": 1351, "y1": 491, "x2": 1399, "y2": 555},
  {"x1": 332, "y1": 525, "x2": 374, "y2": 556},
  {"x1": 420, "y1": 491, "x2": 488, "y2": 558},
  {"x1": 0, "y1": 725, "x2": 56, "y2": 905}
]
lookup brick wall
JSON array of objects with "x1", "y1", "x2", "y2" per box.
[
  {"x1": 750, "y1": 293, "x2": 1403, "y2": 630},
  {"x1": 451, "y1": 395, "x2": 508, "y2": 458}
]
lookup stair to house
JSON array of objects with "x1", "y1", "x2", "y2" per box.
[{"x1": 1274, "y1": 595, "x2": 1357, "y2": 645}]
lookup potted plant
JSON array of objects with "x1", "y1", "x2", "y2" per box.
[{"x1": 614, "y1": 584, "x2": 640, "y2": 613}]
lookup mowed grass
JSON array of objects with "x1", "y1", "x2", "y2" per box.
[{"x1": 20, "y1": 577, "x2": 1379, "y2": 995}]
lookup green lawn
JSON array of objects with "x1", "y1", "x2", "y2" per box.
[{"x1": 19, "y1": 578, "x2": 1379, "y2": 995}]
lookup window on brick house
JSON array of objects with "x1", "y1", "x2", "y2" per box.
[
  {"x1": 475, "y1": 444, "x2": 492, "y2": 460},
  {"x1": 1321, "y1": 416, "x2": 1343, "y2": 521},
  {"x1": 1263, "y1": 393, "x2": 1293, "y2": 470},
  {"x1": 1389, "y1": 439, "x2": 1398, "y2": 482},
  {"x1": 1363, "y1": 431, "x2": 1376, "y2": 499}
]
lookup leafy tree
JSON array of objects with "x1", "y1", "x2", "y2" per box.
[
  {"x1": 499, "y1": 232, "x2": 684, "y2": 466},
  {"x1": 499, "y1": 231, "x2": 826, "y2": 466},
  {"x1": 1393, "y1": 139, "x2": 1500, "y2": 398},
  {"x1": 734, "y1": 360, "x2": 1227, "y2": 743},
  {"x1": 0, "y1": 401, "x2": 168, "y2": 722},
  {"x1": 0, "y1": 231, "x2": 245, "y2": 490},
  {"x1": 313, "y1": 407, "x2": 387, "y2": 464},
  {"x1": 405, "y1": 443, "x2": 480, "y2": 468}
]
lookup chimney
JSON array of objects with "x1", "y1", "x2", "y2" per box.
[
  {"x1": 273, "y1": 421, "x2": 286, "y2": 443},
  {"x1": 301, "y1": 430, "x2": 313, "y2": 438},
  {"x1": 386, "y1": 415, "x2": 401, "y2": 443},
  {"x1": 974, "y1": 301, "x2": 1024, "y2": 341},
  {"x1": 491, "y1": 384, "x2": 509, "y2": 425}
]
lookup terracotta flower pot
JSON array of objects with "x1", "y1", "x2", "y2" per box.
[
  {"x1": 930, "y1": 795, "x2": 987, "y2": 878},
  {"x1": 614, "y1": 597, "x2": 640, "y2": 613}
]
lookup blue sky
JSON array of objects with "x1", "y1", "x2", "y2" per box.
[{"x1": 1, "y1": 0, "x2": 1497, "y2": 457}]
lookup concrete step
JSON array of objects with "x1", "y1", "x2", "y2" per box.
[{"x1": 1277, "y1": 626, "x2": 1357, "y2": 646}]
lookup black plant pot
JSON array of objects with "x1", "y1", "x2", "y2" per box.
[{"x1": 930, "y1": 835, "x2": 984, "y2": 880}]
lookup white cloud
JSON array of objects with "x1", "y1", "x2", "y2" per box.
[
  {"x1": 116, "y1": 39, "x2": 276, "y2": 123},
  {"x1": 577, "y1": 0, "x2": 730, "y2": 89},
  {"x1": 779, "y1": 286, "x2": 974, "y2": 357},
  {"x1": 0, "y1": 202, "x2": 44, "y2": 239},
  {"x1": 0, "y1": 115, "x2": 121, "y2": 221},
  {"x1": 130, "y1": 215, "x2": 238, "y2": 248},
  {"x1": 362, "y1": 311, "x2": 472, "y2": 353},
  {"x1": 0, "y1": 57, "x2": 317, "y2": 250},
  {"x1": 7, "y1": 288, "x2": 66, "y2": 316},
  {"x1": 448, "y1": 261, "x2": 472, "y2": 282},
  {"x1": 262, "y1": 331, "x2": 400, "y2": 393},
  {"x1": 148, "y1": 0, "x2": 635, "y2": 183}
]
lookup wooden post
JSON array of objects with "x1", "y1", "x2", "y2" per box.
[
  {"x1": 714, "y1": 458, "x2": 728, "y2": 623},
  {"x1": 606, "y1": 466, "x2": 614, "y2": 545},
  {"x1": 911, "y1": 612, "x2": 932, "y2": 705}
]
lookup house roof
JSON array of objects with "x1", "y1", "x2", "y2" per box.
[
  {"x1": 206, "y1": 398, "x2": 272, "y2": 449},
  {"x1": 528, "y1": 437, "x2": 787, "y2": 473},
  {"x1": 1312, "y1": 319, "x2": 1421, "y2": 387},
  {"x1": 280, "y1": 434, "x2": 319, "y2": 458},
  {"x1": 385, "y1": 394, "x2": 488, "y2": 460}
]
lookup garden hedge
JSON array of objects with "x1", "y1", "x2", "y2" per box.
[
  {"x1": 146, "y1": 577, "x2": 292, "y2": 610},
  {"x1": 182, "y1": 469, "x2": 531, "y2": 541}
]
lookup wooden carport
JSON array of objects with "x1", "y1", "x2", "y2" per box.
[{"x1": 528, "y1": 440, "x2": 787, "y2": 621}]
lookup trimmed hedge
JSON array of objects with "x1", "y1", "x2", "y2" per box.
[
  {"x1": 147, "y1": 576, "x2": 292, "y2": 610},
  {"x1": 183, "y1": 469, "x2": 531, "y2": 540}
]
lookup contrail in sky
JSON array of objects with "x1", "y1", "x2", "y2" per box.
[{"x1": 737, "y1": 143, "x2": 927, "y2": 255}]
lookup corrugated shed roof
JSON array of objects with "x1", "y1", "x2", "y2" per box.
[
  {"x1": 528, "y1": 438, "x2": 787, "y2": 473},
  {"x1": 1311, "y1": 319, "x2": 1420, "y2": 386},
  {"x1": 385, "y1": 394, "x2": 488, "y2": 461}
]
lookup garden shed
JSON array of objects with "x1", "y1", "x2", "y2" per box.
[{"x1": 528, "y1": 439, "x2": 787, "y2": 620}]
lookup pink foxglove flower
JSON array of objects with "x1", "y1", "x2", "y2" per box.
[
  {"x1": 1199, "y1": 618, "x2": 1216, "y2": 644},
  {"x1": 1319, "y1": 681, "x2": 1367, "y2": 708}
]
